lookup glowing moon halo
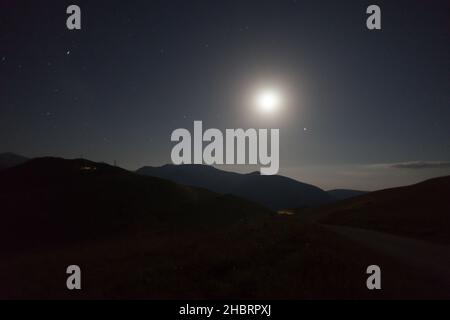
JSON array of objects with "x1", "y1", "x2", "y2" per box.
[{"x1": 255, "y1": 89, "x2": 282, "y2": 114}]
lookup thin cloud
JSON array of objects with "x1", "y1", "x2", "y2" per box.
[{"x1": 390, "y1": 161, "x2": 450, "y2": 170}]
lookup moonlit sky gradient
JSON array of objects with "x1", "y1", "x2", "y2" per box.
[{"x1": 1, "y1": 0, "x2": 449, "y2": 190}]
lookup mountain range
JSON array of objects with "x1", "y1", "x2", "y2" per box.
[
  {"x1": 137, "y1": 164, "x2": 333, "y2": 210},
  {"x1": 0, "y1": 153, "x2": 367, "y2": 211},
  {"x1": 1, "y1": 153, "x2": 450, "y2": 299}
]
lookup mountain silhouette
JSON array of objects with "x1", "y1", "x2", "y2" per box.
[
  {"x1": 1, "y1": 158, "x2": 450, "y2": 299},
  {"x1": 0, "y1": 152, "x2": 28, "y2": 171},
  {"x1": 327, "y1": 189, "x2": 367, "y2": 201},
  {"x1": 136, "y1": 164, "x2": 332, "y2": 210},
  {"x1": 320, "y1": 176, "x2": 450, "y2": 243},
  {"x1": 0, "y1": 157, "x2": 271, "y2": 253}
]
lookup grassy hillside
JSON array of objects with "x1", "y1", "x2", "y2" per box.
[
  {"x1": 320, "y1": 176, "x2": 450, "y2": 243},
  {"x1": 0, "y1": 157, "x2": 271, "y2": 253}
]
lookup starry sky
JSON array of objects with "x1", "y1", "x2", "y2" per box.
[{"x1": 1, "y1": 0, "x2": 449, "y2": 190}]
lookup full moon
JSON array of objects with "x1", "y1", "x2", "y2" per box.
[{"x1": 255, "y1": 89, "x2": 282, "y2": 114}]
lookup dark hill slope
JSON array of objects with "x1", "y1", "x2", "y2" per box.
[
  {"x1": 320, "y1": 176, "x2": 450, "y2": 243},
  {"x1": 0, "y1": 152, "x2": 29, "y2": 171},
  {"x1": 327, "y1": 189, "x2": 367, "y2": 201},
  {"x1": 0, "y1": 158, "x2": 271, "y2": 253}
]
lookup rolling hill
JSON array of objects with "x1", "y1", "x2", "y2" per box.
[
  {"x1": 0, "y1": 157, "x2": 271, "y2": 253},
  {"x1": 0, "y1": 152, "x2": 28, "y2": 171},
  {"x1": 320, "y1": 176, "x2": 450, "y2": 243},
  {"x1": 1, "y1": 158, "x2": 450, "y2": 299},
  {"x1": 136, "y1": 164, "x2": 332, "y2": 210}
]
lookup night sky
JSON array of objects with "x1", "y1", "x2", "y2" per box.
[{"x1": 1, "y1": 0, "x2": 449, "y2": 190}]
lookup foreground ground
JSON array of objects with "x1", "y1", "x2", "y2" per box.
[{"x1": 1, "y1": 216, "x2": 449, "y2": 300}]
